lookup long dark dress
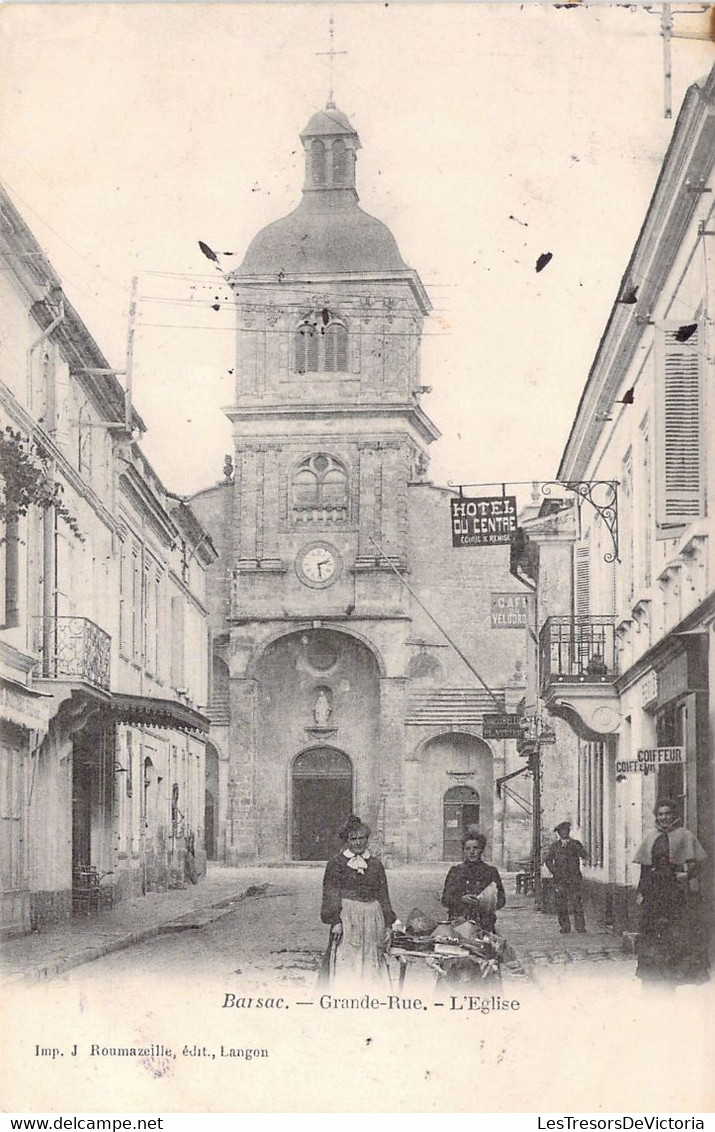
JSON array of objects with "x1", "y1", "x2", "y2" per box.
[
  {"x1": 441, "y1": 860, "x2": 506, "y2": 932},
  {"x1": 320, "y1": 852, "x2": 396, "y2": 987},
  {"x1": 634, "y1": 827, "x2": 709, "y2": 985}
]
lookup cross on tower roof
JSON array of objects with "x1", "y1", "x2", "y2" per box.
[{"x1": 316, "y1": 15, "x2": 347, "y2": 110}]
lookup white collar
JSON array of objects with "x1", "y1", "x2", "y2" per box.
[{"x1": 343, "y1": 848, "x2": 371, "y2": 872}]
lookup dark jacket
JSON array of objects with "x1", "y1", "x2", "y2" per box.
[
  {"x1": 320, "y1": 853, "x2": 396, "y2": 927},
  {"x1": 544, "y1": 837, "x2": 588, "y2": 885},
  {"x1": 441, "y1": 860, "x2": 506, "y2": 919}
]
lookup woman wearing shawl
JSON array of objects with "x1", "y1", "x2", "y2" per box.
[
  {"x1": 320, "y1": 815, "x2": 396, "y2": 987},
  {"x1": 633, "y1": 798, "x2": 709, "y2": 985}
]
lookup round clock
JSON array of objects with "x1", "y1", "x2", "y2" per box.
[{"x1": 296, "y1": 543, "x2": 341, "y2": 587}]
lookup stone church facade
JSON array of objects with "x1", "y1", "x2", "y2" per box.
[{"x1": 191, "y1": 105, "x2": 532, "y2": 866}]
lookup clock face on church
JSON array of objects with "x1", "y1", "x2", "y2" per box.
[{"x1": 296, "y1": 543, "x2": 342, "y2": 588}]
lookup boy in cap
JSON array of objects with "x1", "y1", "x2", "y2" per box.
[{"x1": 544, "y1": 821, "x2": 589, "y2": 934}]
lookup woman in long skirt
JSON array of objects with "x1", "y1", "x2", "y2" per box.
[
  {"x1": 320, "y1": 815, "x2": 395, "y2": 988},
  {"x1": 633, "y1": 798, "x2": 709, "y2": 986}
]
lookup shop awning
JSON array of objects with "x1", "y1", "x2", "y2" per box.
[
  {"x1": 0, "y1": 677, "x2": 52, "y2": 731},
  {"x1": 109, "y1": 693, "x2": 210, "y2": 735}
]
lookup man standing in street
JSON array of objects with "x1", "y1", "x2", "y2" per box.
[{"x1": 545, "y1": 821, "x2": 589, "y2": 934}]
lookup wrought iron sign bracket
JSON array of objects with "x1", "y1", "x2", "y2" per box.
[
  {"x1": 446, "y1": 478, "x2": 620, "y2": 563},
  {"x1": 542, "y1": 479, "x2": 619, "y2": 563}
]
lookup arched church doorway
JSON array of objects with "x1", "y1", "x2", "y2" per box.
[
  {"x1": 292, "y1": 747, "x2": 352, "y2": 861},
  {"x1": 443, "y1": 785, "x2": 480, "y2": 860}
]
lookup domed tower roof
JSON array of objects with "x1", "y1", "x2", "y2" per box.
[{"x1": 235, "y1": 106, "x2": 408, "y2": 276}]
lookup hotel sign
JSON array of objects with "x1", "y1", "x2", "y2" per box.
[
  {"x1": 451, "y1": 496, "x2": 518, "y2": 548},
  {"x1": 615, "y1": 747, "x2": 685, "y2": 776},
  {"x1": 491, "y1": 593, "x2": 529, "y2": 629}
]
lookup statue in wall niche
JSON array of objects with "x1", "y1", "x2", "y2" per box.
[
  {"x1": 314, "y1": 688, "x2": 332, "y2": 727},
  {"x1": 413, "y1": 451, "x2": 429, "y2": 481}
]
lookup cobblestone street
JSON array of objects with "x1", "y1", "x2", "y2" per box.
[
  {"x1": 2, "y1": 862, "x2": 632, "y2": 988},
  {"x1": 4, "y1": 863, "x2": 708, "y2": 1114}
]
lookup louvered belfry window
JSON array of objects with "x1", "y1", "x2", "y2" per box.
[
  {"x1": 657, "y1": 325, "x2": 703, "y2": 527},
  {"x1": 295, "y1": 311, "x2": 348, "y2": 373}
]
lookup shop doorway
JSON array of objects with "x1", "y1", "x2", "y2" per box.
[
  {"x1": 205, "y1": 789, "x2": 216, "y2": 859},
  {"x1": 72, "y1": 748, "x2": 92, "y2": 873},
  {"x1": 443, "y1": 785, "x2": 480, "y2": 860},
  {"x1": 292, "y1": 747, "x2": 353, "y2": 861}
]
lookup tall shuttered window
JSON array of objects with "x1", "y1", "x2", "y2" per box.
[
  {"x1": 574, "y1": 542, "x2": 590, "y2": 616},
  {"x1": 578, "y1": 741, "x2": 605, "y2": 868},
  {"x1": 639, "y1": 415, "x2": 652, "y2": 588},
  {"x1": 621, "y1": 450, "x2": 634, "y2": 606},
  {"x1": 656, "y1": 325, "x2": 703, "y2": 529}
]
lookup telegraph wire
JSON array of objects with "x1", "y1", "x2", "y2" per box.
[
  {"x1": 1, "y1": 180, "x2": 131, "y2": 299},
  {"x1": 136, "y1": 319, "x2": 452, "y2": 337}
]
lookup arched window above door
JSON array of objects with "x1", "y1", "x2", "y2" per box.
[{"x1": 291, "y1": 453, "x2": 348, "y2": 524}]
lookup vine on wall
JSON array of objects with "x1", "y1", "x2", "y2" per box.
[{"x1": 0, "y1": 427, "x2": 85, "y2": 541}]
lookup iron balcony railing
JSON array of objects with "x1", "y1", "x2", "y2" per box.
[
  {"x1": 37, "y1": 616, "x2": 111, "y2": 692},
  {"x1": 539, "y1": 615, "x2": 617, "y2": 691}
]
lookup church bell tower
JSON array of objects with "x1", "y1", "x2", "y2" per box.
[{"x1": 221, "y1": 101, "x2": 440, "y2": 862}]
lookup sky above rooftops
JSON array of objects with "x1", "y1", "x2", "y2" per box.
[{"x1": 1, "y1": 3, "x2": 711, "y2": 497}]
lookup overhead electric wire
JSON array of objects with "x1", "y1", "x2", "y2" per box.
[
  {"x1": 2, "y1": 180, "x2": 130, "y2": 299},
  {"x1": 136, "y1": 318, "x2": 451, "y2": 337}
]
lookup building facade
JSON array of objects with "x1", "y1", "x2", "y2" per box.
[
  {"x1": 191, "y1": 106, "x2": 532, "y2": 867},
  {"x1": 515, "y1": 66, "x2": 714, "y2": 931},
  {"x1": 0, "y1": 186, "x2": 216, "y2": 936}
]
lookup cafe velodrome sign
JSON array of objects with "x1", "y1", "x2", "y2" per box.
[
  {"x1": 450, "y1": 495, "x2": 518, "y2": 548},
  {"x1": 615, "y1": 747, "x2": 685, "y2": 775}
]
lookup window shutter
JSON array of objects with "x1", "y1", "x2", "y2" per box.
[
  {"x1": 656, "y1": 325, "x2": 703, "y2": 528},
  {"x1": 574, "y1": 543, "x2": 590, "y2": 616}
]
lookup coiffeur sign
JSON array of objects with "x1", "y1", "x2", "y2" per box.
[
  {"x1": 450, "y1": 495, "x2": 518, "y2": 548},
  {"x1": 615, "y1": 747, "x2": 685, "y2": 775}
]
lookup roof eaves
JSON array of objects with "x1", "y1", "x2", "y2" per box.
[{"x1": 557, "y1": 66, "x2": 714, "y2": 481}]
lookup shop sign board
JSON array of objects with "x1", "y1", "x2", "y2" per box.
[
  {"x1": 451, "y1": 496, "x2": 518, "y2": 548},
  {"x1": 0, "y1": 683, "x2": 49, "y2": 730},
  {"x1": 641, "y1": 670, "x2": 659, "y2": 709},
  {"x1": 491, "y1": 593, "x2": 529, "y2": 629},
  {"x1": 483, "y1": 712, "x2": 524, "y2": 740},
  {"x1": 656, "y1": 653, "x2": 689, "y2": 708},
  {"x1": 615, "y1": 746, "x2": 684, "y2": 775}
]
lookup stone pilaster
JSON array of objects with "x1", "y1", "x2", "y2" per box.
[
  {"x1": 225, "y1": 675, "x2": 258, "y2": 863},
  {"x1": 378, "y1": 676, "x2": 408, "y2": 862}
]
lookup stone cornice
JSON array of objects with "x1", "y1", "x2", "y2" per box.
[
  {"x1": 227, "y1": 267, "x2": 431, "y2": 316},
  {"x1": 224, "y1": 401, "x2": 441, "y2": 444},
  {"x1": 615, "y1": 590, "x2": 715, "y2": 694},
  {"x1": 118, "y1": 464, "x2": 180, "y2": 547}
]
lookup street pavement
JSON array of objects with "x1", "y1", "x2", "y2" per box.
[{"x1": 1, "y1": 862, "x2": 632, "y2": 987}]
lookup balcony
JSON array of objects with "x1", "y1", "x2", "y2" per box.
[
  {"x1": 540, "y1": 615, "x2": 618, "y2": 688},
  {"x1": 36, "y1": 617, "x2": 111, "y2": 692},
  {"x1": 539, "y1": 615, "x2": 620, "y2": 738}
]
